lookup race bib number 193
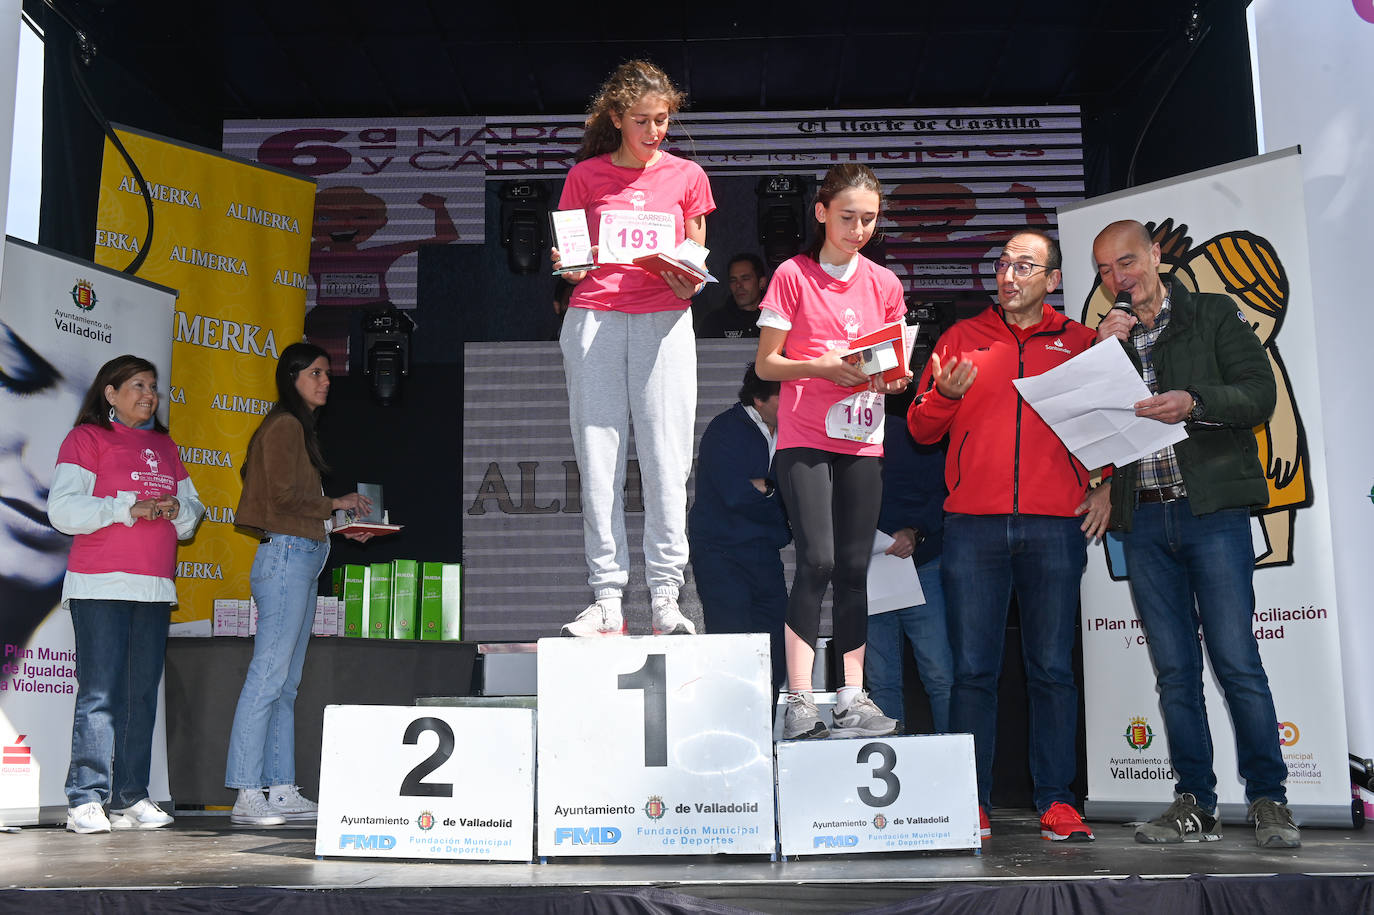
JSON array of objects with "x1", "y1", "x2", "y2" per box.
[{"x1": 598, "y1": 210, "x2": 675, "y2": 264}]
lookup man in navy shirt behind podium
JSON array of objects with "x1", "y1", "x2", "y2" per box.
[{"x1": 688, "y1": 364, "x2": 791, "y2": 693}]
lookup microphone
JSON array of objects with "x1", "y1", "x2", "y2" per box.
[{"x1": 1111, "y1": 289, "x2": 1134, "y2": 317}]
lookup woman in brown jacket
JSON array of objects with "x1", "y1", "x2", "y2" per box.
[{"x1": 224, "y1": 342, "x2": 372, "y2": 826}]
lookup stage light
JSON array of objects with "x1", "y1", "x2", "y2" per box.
[
  {"x1": 362, "y1": 306, "x2": 414, "y2": 407},
  {"x1": 499, "y1": 180, "x2": 551, "y2": 275},
  {"x1": 755, "y1": 175, "x2": 809, "y2": 271}
]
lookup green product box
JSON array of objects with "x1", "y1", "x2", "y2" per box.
[
  {"x1": 419, "y1": 562, "x2": 444, "y2": 641},
  {"x1": 391, "y1": 559, "x2": 419, "y2": 640},
  {"x1": 331, "y1": 566, "x2": 343, "y2": 598},
  {"x1": 367, "y1": 562, "x2": 393, "y2": 639},
  {"x1": 341, "y1": 565, "x2": 369, "y2": 638},
  {"x1": 441, "y1": 563, "x2": 462, "y2": 641}
]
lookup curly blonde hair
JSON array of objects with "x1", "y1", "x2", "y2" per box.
[{"x1": 576, "y1": 60, "x2": 685, "y2": 162}]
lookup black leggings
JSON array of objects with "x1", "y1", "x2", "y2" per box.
[{"x1": 774, "y1": 447, "x2": 883, "y2": 655}]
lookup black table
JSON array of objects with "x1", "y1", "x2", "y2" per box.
[{"x1": 164, "y1": 637, "x2": 476, "y2": 807}]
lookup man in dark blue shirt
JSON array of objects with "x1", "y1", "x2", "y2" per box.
[{"x1": 689, "y1": 364, "x2": 790, "y2": 691}]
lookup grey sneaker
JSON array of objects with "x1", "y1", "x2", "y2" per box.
[
  {"x1": 782, "y1": 692, "x2": 829, "y2": 740},
  {"x1": 1248, "y1": 797, "x2": 1301, "y2": 848},
  {"x1": 1135, "y1": 793, "x2": 1222, "y2": 844},
  {"x1": 231, "y1": 790, "x2": 287, "y2": 827},
  {"x1": 561, "y1": 601, "x2": 626, "y2": 637},
  {"x1": 829, "y1": 691, "x2": 898, "y2": 738},
  {"x1": 268, "y1": 785, "x2": 318, "y2": 823},
  {"x1": 650, "y1": 596, "x2": 696, "y2": 635}
]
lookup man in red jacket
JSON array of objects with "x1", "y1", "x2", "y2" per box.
[{"x1": 908, "y1": 230, "x2": 1110, "y2": 842}]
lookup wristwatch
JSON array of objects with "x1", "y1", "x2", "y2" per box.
[{"x1": 1186, "y1": 389, "x2": 1205, "y2": 422}]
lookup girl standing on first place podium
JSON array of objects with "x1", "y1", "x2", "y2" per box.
[
  {"x1": 552, "y1": 60, "x2": 715, "y2": 638},
  {"x1": 754, "y1": 163, "x2": 911, "y2": 740}
]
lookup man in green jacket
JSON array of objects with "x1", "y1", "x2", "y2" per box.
[{"x1": 1088, "y1": 219, "x2": 1297, "y2": 848}]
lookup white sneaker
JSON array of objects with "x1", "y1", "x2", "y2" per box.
[
  {"x1": 650, "y1": 596, "x2": 696, "y2": 635},
  {"x1": 230, "y1": 790, "x2": 287, "y2": 827},
  {"x1": 561, "y1": 601, "x2": 626, "y2": 637},
  {"x1": 110, "y1": 798, "x2": 174, "y2": 829},
  {"x1": 66, "y1": 802, "x2": 111, "y2": 834},
  {"x1": 267, "y1": 785, "x2": 318, "y2": 823}
]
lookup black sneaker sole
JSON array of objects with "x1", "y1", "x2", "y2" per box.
[
  {"x1": 1134, "y1": 830, "x2": 1222, "y2": 844},
  {"x1": 1258, "y1": 834, "x2": 1301, "y2": 848},
  {"x1": 829, "y1": 725, "x2": 898, "y2": 738}
]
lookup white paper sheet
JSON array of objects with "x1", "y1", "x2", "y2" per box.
[
  {"x1": 867, "y1": 531, "x2": 926, "y2": 615},
  {"x1": 1011, "y1": 341, "x2": 1188, "y2": 469}
]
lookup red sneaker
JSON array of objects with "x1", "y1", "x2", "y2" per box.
[
  {"x1": 978, "y1": 806, "x2": 991, "y2": 841},
  {"x1": 1040, "y1": 802, "x2": 1094, "y2": 841}
]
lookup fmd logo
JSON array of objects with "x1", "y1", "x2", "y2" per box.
[
  {"x1": 339, "y1": 834, "x2": 396, "y2": 850},
  {"x1": 554, "y1": 826, "x2": 622, "y2": 846},
  {"x1": 813, "y1": 834, "x2": 859, "y2": 848}
]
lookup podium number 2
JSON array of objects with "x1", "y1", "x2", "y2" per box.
[
  {"x1": 400, "y1": 717, "x2": 455, "y2": 797},
  {"x1": 618, "y1": 653, "x2": 667, "y2": 767},
  {"x1": 856, "y1": 742, "x2": 900, "y2": 808}
]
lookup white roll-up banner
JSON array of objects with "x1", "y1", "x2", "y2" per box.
[
  {"x1": 1058, "y1": 149, "x2": 1353, "y2": 826},
  {"x1": 0, "y1": 238, "x2": 178, "y2": 825},
  {"x1": 1249, "y1": 0, "x2": 1374, "y2": 820}
]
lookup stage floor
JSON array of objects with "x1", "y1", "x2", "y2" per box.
[{"x1": 2, "y1": 811, "x2": 1370, "y2": 913}]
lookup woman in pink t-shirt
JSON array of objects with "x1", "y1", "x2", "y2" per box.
[
  {"x1": 755, "y1": 163, "x2": 911, "y2": 740},
  {"x1": 551, "y1": 60, "x2": 715, "y2": 639},
  {"x1": 48, "y1": 355, "x2": 205, "y2": 833}
]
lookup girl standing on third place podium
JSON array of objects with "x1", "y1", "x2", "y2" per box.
[
  {"x1": 552, "y1": 60, "x2": 715, "y2": 638},
  {"x1": 754, "y1": 163, "x2": 910, "y2": 740}
]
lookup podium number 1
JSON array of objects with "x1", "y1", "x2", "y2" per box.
[{"x1": 618, "y1": 653, "x2": 667, "y2": 767}]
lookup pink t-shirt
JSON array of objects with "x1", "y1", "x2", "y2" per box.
[
  {"x1": 760, "y1": 254, "x2": 906, "y2": 456},
  {"x1": 558, "y1": 152, "x2": 715, "y2": 314},
  {"x1": 56, "y1": 423, "x2": 189, "y2": 579}
]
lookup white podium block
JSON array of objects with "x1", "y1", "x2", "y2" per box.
[
  {"x1": 776, "y1": 734, "x2": 980, "y2": 856},
  {"x1": 315, "y1": 705, "x2": 534, "y2": 861},
  {"x1": 536, "y1": 634, "x2": 776, "y2": 857}
]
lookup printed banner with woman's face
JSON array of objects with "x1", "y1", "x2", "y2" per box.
[{"x1": 0, "y1": 237, "x2": 176, "y2": 822}]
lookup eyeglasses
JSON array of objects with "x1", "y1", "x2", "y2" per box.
[{"x1": 992, "y1": 259, "x2": 1052, "y2": 278}]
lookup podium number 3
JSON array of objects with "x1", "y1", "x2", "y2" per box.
[
  {"x1": 856, "y1": 742, "x2": 900, "y2": 807},
  {"x1": 400, "y1": 717, "x2": 455, "y2": 797},
  {"x1": 618, "y1": 653, "x2": 667, "y2": 767}
]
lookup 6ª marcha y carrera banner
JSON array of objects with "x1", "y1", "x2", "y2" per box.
[{"x1": 94, "y1": 126, "x2": 316, "y2": 626}]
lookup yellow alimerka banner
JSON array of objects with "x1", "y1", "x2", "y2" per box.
[{"x1": 94, "y1": 125, "x2": 316, "y2": 626}]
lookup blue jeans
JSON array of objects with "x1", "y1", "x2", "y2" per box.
[
  {"x1": 943, "y1": 514, "x2": 1086, "y2": 812},
  {"x1": 225, "y1": 534, "x2": 328, "y2": 789},
  {"x1": 865, "y1": 557, "x2": 953, "y2": 732},
  {"x1": 691, "y1": 542, "x2": 788, "y2": 694},
  {"x1": 1122, "y1": 499, "x2": 1287, "y2": 810},
  {"x1": 66, "y1": 599, "x2": 170, "y2": 809}
]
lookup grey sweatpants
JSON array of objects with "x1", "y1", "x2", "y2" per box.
[{"x1": 559, "y1": 306, "x2": 697, "y2": 601}]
